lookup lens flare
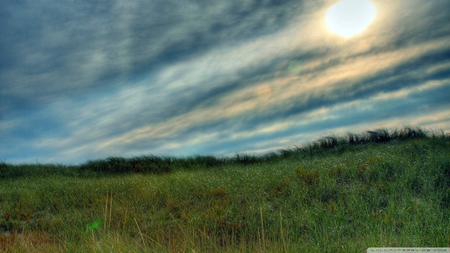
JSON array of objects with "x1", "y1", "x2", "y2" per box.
[
  {"x1": 258, "y1": 85, "x2": 273, "y2": 100},
  {"x1": 86, "y1": 220, "x2": 102, "y2": 232}
]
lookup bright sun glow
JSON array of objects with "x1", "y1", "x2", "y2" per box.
[{"x1": 326, "y1": 0, "x2": 376, "y2": 38}]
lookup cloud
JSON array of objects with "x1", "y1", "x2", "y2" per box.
[
  {"x1": 1, "y1": 0, "x2": 450, "y2": 164},
  {"x1": 0, "y1": 0, "x2": 307, "y2": 103},
  {"x1": 23, "y1": 50, "x2": 449, "y2": 163}
]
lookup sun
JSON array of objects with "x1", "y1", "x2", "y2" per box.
[{"x1": 326, "y1": 0, "x2": 376, "y2": 38}]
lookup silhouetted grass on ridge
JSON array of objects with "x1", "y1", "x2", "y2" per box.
[
  {"x1": 1, "y1": 127, "x2": 449, "y2": 179},
  {"x1": 0, "y1": 162, "x2": 79, "y2": 179},
  {"x1": 268, "y1": 127, "x2": 446, "y2": 159}
]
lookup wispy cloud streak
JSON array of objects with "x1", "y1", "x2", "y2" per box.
[{"x1": 1, "y1": 0, "x2": 449, "y2": 164}]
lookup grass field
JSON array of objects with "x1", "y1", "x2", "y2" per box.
[{"x1": 1, "y1": 127, "x2": 450, "y2": 252}]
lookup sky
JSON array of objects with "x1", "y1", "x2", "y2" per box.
[{"x1": 1, "y1": 0, "x2": 450, "y2": 165}]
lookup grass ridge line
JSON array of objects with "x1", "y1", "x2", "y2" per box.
[{"x1": 1, "y1": 126, "x2": 449, "y2": 179}]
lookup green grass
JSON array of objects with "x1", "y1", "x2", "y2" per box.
[{"x1": 1, "y1": 127, "x2": 450, "y2": 252}]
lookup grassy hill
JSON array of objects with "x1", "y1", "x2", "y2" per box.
[{"x1": 1, "y1": 127, "x2": 449, "y2": 252}]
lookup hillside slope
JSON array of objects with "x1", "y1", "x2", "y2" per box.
[{"x1": 1, "y1": 128, "x2": 449, "y2": 252}]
